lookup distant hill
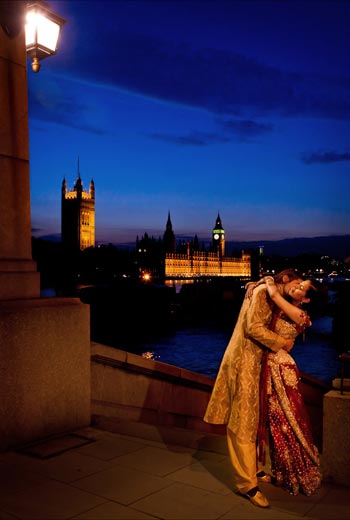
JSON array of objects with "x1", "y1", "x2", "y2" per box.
[
  {"x1": 34, "y1": 233, "x2": 61, "y2": 242},
  {"x1": 227, "y1": 235, "x2": 350, "y2": 259}
]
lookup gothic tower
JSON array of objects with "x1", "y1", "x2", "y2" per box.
[
  {"x1": 212, "y1": 212, "x2": 225, "y2": 256},
  {"x1": 61, "y1": 160, "x2": 95, "y2": 252},
  {"x1": 163, "y1": 211, "x2": 176, "y2": 253}
]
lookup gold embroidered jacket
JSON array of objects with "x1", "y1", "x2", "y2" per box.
[{"x1": 204, "y1": 285, "x2": 286, "y2": 441}]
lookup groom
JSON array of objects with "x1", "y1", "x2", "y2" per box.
[{"x1": 204, "y1": 269, "x2": 303, "y2": 508}]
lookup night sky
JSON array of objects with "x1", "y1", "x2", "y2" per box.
[{"x1": 28, "y1": 0, "x2": 350, "y2": 246}]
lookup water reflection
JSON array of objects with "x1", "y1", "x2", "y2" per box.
[{"x1": 135, "y1": 316, "x2": 339, "y2": 385}]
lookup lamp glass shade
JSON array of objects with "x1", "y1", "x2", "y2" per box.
[
  {"x1": 25, "y1": 12, "x2": 60, "y2": 53},
  {"x1": 25, "y1": 2, "x2": 66, "y2": 66}
]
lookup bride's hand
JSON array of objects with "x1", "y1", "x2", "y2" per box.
[{"x1": 265, "y1": 276, "x2": 278, "y2": 299}]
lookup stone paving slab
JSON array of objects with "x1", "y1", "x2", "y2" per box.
[
  {"x1": 0, "y1": 422, "x2": 349, "y2": 520},
  {"x1": 131, "y1": 481, "x2": 240, "y2": 520},
  {"x1": 0, "y1": 480, "x2": 105, "y2": 519}
]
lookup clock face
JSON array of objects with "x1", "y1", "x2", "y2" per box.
[{"x1": 214, "y1": 233, "x2": 219, "y2": 240}]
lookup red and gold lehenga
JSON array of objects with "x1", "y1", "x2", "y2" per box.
[{"x1": 259, "y1": 310, "x2": 321, "y2": 496}]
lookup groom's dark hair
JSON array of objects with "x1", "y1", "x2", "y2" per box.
[{"x1": 273, "y1": 269, "x2": 301, "y2": 283}]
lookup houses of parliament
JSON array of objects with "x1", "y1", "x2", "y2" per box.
[
  {"x1": 61, "y1": 174, "x2": 251, "y2": 279},
  {"x1": 161, "y1": 213, "x2": 251, "y2": 279}
]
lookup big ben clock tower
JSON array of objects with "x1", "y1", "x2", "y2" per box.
[{"x1": 212, "y1": 212, "x2": 225, "y2": 257}]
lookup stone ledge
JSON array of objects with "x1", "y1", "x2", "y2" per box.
[
  {"x1": 91, "y1": 342, "x2": 214, "y2": 392},
  {"x1": 332, "y1": 378, "x2": 350, "y2": 391}
]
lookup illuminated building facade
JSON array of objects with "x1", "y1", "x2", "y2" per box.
[
  {"x1": 165, "y1": 251, "x2": 251, "y2": 278},
  {"x1": 164, "y1": 214, "x2": 251, "y2": 279},
  {"x1": 61, "y1": 168, "x2": 95, "y2": 251}
]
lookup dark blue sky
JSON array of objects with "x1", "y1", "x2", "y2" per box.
[{"x1": 28, "y1": 0, "x2": 350, "y2": 245}]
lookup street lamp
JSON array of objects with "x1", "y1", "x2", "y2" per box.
[{"x1": 25, "y1": 1, "x2": 66, "y2": 72}]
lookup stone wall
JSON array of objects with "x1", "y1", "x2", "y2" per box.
[
  {"x1": 0, "y1": 298, "x2": 91, "y2": 451},
  {"x1": 322, "y1": 390, "x2": 350, "y2": 486},
  {"x1": 91, "y1": 342, "x2": 327, "y2": 446},
  {"x1": 91, "y1": 342, "x2": 225, "y2": 436}
]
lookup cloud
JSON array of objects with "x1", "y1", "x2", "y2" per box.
[
  {"x1": 30, "y1": 7, "x2": 350, "y2": 132},
  {"x1": 65, "y1": 30, "x2": 350, "y2": 121},
  {"x1": 28, "y1": 77, "x2": 109, "y2": 135},
  {"x1": 219, "y1": 118, "x2": 274, "y2": 140},
  {"x1": 149, "y1": 131, "x2": 230, "y2": 146},
  {"x1": 148, "y1": 118, "x2": 272, "y2": 147},
  {"x1": 302, "y1": 150, "x2": 350, "y2": 164},
  {"x1": 31, "y1": 227, "x2": 44, "y2": 233}
]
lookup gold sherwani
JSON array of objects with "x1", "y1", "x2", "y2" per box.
[{"x1": 204, "y1": 285, "x2": 286, "y2": 442}]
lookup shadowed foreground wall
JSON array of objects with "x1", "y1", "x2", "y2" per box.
[
  {"x1": 91, "y1": 342, "x2": 328, "y2": 449},
  {"x1": 0, "y1": 298, "x2": 91, "y2": 451},
  {"x1": 91, "y1": 342, "x2": 225, "y2": 436},
  {"x1": 322, "y1": 390, "x2": 350, "y2": 486}
]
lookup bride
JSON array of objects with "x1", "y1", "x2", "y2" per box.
[{"x1": 255, "y1": 276, "x2": 322, "y2": 496}]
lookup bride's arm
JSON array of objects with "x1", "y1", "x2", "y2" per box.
[{"x1": 265, "y1": 277, "x2": 312, "y2": 328}]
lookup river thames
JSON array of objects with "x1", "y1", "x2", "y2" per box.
[
  {"x1": 127, "y1": 315, "x2": 341, "y2": 385},
  {"x1": 53, "y1": 279, "x2": 347, "y2": 386}
]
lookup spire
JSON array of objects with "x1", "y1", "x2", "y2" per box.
[
  {"x1": 74, "y1": 175, "x2": 82, "y2": 192},
  {"x1": 163, "y1": 211, "x2": 176, "y2": 253},
  {"x1": 215, "y1": 212, "x2": 223, "y2": 229},
  {"x1": 166, "y1": 211, "x2": 173, "y2": 231},
  {"x1": 90, "y1": 178, "x2": 95, "y2": 199},
  {"x1": 74, "y1": 157, "x2": 82, "y2": 192}
]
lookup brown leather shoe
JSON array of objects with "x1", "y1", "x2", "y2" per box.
[
  {"x1": 257, "y1": 470, "x2": 272, "y2": 483},
  {"x1": 241, "y1": 487, "x2": 270, "y2": 508}
]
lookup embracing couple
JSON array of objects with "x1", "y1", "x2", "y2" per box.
[{"x1": 204, "y1": 269, "x2": 321, "y2": 508}]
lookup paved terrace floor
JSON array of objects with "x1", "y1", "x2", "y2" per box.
[{"x1": 0, "y1": 417, "x2": 348, "y2": 520}]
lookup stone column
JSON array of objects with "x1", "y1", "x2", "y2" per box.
[
  {"x1": 0, "y1": 1, "x2": 40, "y2": 300},
  {"x1": 0, "y1": 2, "x2": 91, "y2": 451}
]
